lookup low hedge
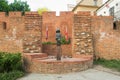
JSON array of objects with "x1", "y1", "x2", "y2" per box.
[
  {"x1": 0, "y1": 70, "x2": 24, "y2": 80},
  {"x1": 0, "y1": 52, "x2": 23, "y2": 72},
  {"x1": 0, "y1": 52, "x2": 24, "y2": 80}
]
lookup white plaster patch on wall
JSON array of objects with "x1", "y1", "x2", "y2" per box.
[
  {"x1": 99, "y1": 32, "x2": 106, "y2": 41},
  {"x1": 12, "y1": 27, "x2": 17, "y2": 39},
  {"x1": 109, "y1": 34, "x2": 115, "y2": 38},
  {"x1": 15, "y1": 40, "x2": 22, "y2": 47},
  {"x1": 5, "y1": 35, "x2": 9, "y2": 39}
]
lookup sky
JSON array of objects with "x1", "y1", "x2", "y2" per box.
[
  {"x1": 8, "y1": 0, "x2": 107, "y2": 15},
  {"x1": 8, "y1": 0, "x2": 76, "y2": 15}
]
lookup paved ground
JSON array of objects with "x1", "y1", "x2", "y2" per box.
[{"x1": 18, "y1": 69, "x2": 120, "y2": 80}]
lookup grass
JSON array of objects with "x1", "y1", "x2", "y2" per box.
[
  {"x1": 0, "y1": 70, "x2": 24, "y2": 80},
  {"x1": 94, "y1": 59, "x2": 120, "y2": 72}
]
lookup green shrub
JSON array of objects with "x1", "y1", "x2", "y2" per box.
[
  {"x1": 42, "y1": 36, "x2": 71, "y2": 45},
  {"x1": 60, "y1": 37, "x2": 66, "y2": 44},
  {"x1": 0, "y1": 52, "x2": 24, "y2": 80},
  {"x1": 42, "y1": 42, "x2": 56, "y2": 45},
  {"x1": 94, "y1": 58, "x2": 120, "y2": 71},
  {"x1": 60, "y1": 36, "x2": 71, "y2": 44},
  {"x1": 0, "y1": 70, "x2": 24, "y2": 80},
  {"x1": 0, "y1": 52, "x2": 23, "y2": 73}
]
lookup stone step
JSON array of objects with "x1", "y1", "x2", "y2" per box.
[
  {"x1": 23, "y1": 53, "x2": 48, "y2": 61},
  {"x1": 73, "y1": 54, "x2": 93, "y2": 60},
  {"x1": 33, "y1": 57, "x2": 49, "y2": 60},
  {"x1": 23, "y1": 50, "x2": 41, "y2": 53}
]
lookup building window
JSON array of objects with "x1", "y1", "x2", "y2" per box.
[
  {"x1": 2, "y1": 22, "x2": 7, "y2": 30},
  {"x1": 113, "y1": 22, "x2": 117, "y2": 30},
  {"x1": 109, "y1": 7, "x2": 114, "y2": 16},
  {"x1": 104, "y1": 11, "x2": 106, "y2": 14},
  {"x1": 116, "y1": 3, "x2": 118, "y2": 6},
  {"x1": 94, "y1": 0, "x2": 98, "y2": 6}
]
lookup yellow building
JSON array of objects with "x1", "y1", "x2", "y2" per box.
[{"x1": 73, "y1": 0, "x2": 103, "y2": 14}]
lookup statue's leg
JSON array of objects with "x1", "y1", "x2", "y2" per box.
[{"x1": 57, "y1": 46, "x2": 61, "y2": 60}]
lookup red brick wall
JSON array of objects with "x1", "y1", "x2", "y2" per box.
[
  {"x1": 42, "y1": 44, "x2": 72, "y2": 57},
  {"x1": 0, "y1": 12, "x2": 24, "y2": 39},
  {"x1": 91, "y1": 16, "x2": 120, "y2": 60},
  {"x1": 73, "y1": 12, "x2": 94, "y2": 57},
  {"x1": 0, "y1": 11, "x2": 120, "y2": 60},
  {"x1": 0, "y1": 12, "x2": 42, "y2": 53},
  {"x1": 0, "y1": 12, "x2": 24, "y2": 53},
  {"x1": 23, "y1": 12, "x2": 42, "y2": 53},
  {"x1": 116, "y1": 21, "x2": 120, "y2": 30},
  {"x1": 42, "y1": 12, "x2": 74, "y2": 42}
]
